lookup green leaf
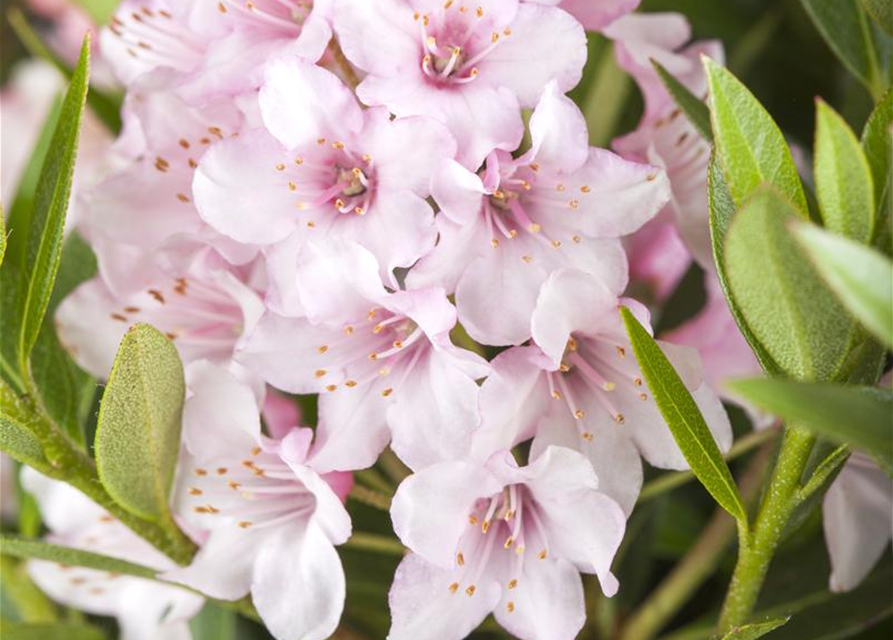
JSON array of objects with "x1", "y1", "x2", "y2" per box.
[
  {"x1": 0, "y1": 535, "x2": 157, "y2": 581},
  {"x1": 0, "y1": 622, "x2": 105, "y2": 640},
  {"x1": 792, "y1": 223, "x2": 893, "y2": 347},
  {"x1": 707, "y1": 152, "x2": 783, "y2": 375},
  {"x1": 652, "y1": 60, "x2": 713, "y2": 142},
  {"x1": 859, "y1": 0, "x2": 893, "y2": 34},
  {"x1": 703, "y1": 57, "x2": 808, "y2": 214},
  {"x1": 0, "y1": 381, "x2": 49, "y2": 471},
  {"x1": 862, "y1": 86, "x2": 892, "y2": 250},
  {"x1": 95, "y1": 324, "x2": 186, "y2": 521},
  {"x1": 620, "y1": 307, "x2": 748, "y2": 525},
  {"x1": 17, "y1": 37, "x2": 90, "y2": 377},
  {"x1": 721, "y1": 617, "x2": 790, "y2": 639},
  {"x1": 800, "y1": 0, "x2": 890, "y2": 98},
  {"x1": 813, "y1": 100, "x2": 875, "y2": 243},
  {"x1": 30, "y1": 235, "x2": 98, "y2": 444},
  {"x1": 724, "y1": 186, "x2": 854, "y2": 380},
  {"x1": 727, "y1": 378, "x2": 892, "y2": 469}
]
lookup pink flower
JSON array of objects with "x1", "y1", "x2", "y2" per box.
[
  {"x1": 333, "y1": 0, "x2": 587, "y2": 169},
  {"x1": 21, "y1": 469, "x2": 203, "y2": 640},
  {"x1": 527, "y1": 0, "x2": 640, "y2": 32},
  {"x1": 56, "y1": 249, "x2": 265, "y2": 379},
  {"x1": 194, "y1": 58, "x2": 454, "y2": 283},
  {"x1": 608, "y1": 12, "x2": 724, "y2": 270},
  {"x1": 389, "y1": 446, "x2": 625, "y2": 640},
  {"x1": 78, "y1": 72, "x2": 255, "y2": 294},
  {"x1": 625, "y1": 214, "x2": 691, "y2": 304},
  {"x1": 164, "y1": 361, "x2": 353, "y2": 640},
  {"x1": 823, "y1": 452, "x2": 893, "y2": 593},
  {"x1": 473, "y1": 269, "x2": 732, "y2": 515},
  {"x1": 237, "y1": 240, "x2": 490, "y2": 472},
  {"x1": 409, "y1": 82, "x2": 670, "y2": 346}
]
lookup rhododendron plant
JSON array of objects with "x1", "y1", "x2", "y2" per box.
[{"x1": 1, "y1": 2, "x2": 891, "y2": 640}]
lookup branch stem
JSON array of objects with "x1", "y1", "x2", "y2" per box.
[{"x1": 717, "y1": 425, "x2": 815, "y2": 631}]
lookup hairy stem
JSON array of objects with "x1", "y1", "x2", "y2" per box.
[
  {"x1": 619, "y1": 440, "x2": 773, "y2": 640},
  {"x1": 718, "y1": 425, "x2": 815, "y2": 631}
]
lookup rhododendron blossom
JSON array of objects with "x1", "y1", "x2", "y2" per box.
[{"x1": 390, "y1": 446, "x2": 625, "y2": 640}]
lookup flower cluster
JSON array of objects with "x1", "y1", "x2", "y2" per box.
[{"x1": 14, "y1": 2, "x2": 819, "y2": 639}]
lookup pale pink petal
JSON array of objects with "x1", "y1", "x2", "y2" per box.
[
  {"x1": 494, "y1": 556, "x2": 586, "y2": 640},
  {"x1": 472, "y1": 347, "x2": 552, "y2": 460},
  {"x1": 182, "y1": 361, "x2": 262, "y2": 458},
  {"x1": 252, "y1": 523, "x2": 346, "y2": 640},
  {"x1": 526, "y1": 81, "x2": 589, "y2": 173},
  {"x1": 531, "y1": 268, "x2": 620, "y2": 368},
  {"x1": 387, "y1": 348, "x2": 482, "y2": 470},
  {"x1": 559, "y1": 0, "x2": 640, "y2": 32},
  {"x1": 531, "y1": 404, "x2": 643, "y2": 516},
  {"x1": 406, "y1": 214, "x2": 486, "y2": 293},
  {"x1": 193, "y1": 129, "x2": 297, "y2": 244},
  {"x1": 480, "y1": 3, "x2": 586, "y2": 106},
  {"x1": 824, "y1": 456, "x2": 893, "y2": 592},
  {"x1": 262, "y1": 389, "x2": 300, "y2": 440},
  {"x1": 333, "y1": 0, "x2": 419, "y2": 77},
  {"x1": 162, "y1": 527, "x2": 256, "y2": 599},
  {"x1": 388, "y1": 553, "x2": 501, "y2": 640},
  {"x1": 391, "y1": 461, "x2": 502, "y2": 567},
  {"x1": 260, "y1": 58, "x2": 364, "y2": 149},
  {"x1": 430, "y1": 159, "x2": 489, "y2": 226}
]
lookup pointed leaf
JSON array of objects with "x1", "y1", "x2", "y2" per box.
[
  {"x1": 792, "y1": 223, "x2": 892, "y2": 347},
  {"x1": 724, "y1": 186, "x2": 854, "y2": 380},
  {"x1": 0, "y1": 535, "x2": 157, "y2": 581},
  {"x1": 721, "y1": 617, "x2": 790, "y2": 640},
  {"x1": 727, "y1": 378, "x2": 892, "y2": 469},
  {"x1": 862, "y1": 86, "x2": 892, "y2": 250},
  {"x1": 17, "y1": 37, "x2": 90, "y2": 375},
  {"x1": 703, "y1": 57, "x2": 808, "y2": 214},
  {"x1": 814, "y1": 100, "x2": 875, "y2": 243},
  {"x1": 800, "y1": 0, "x2": 890, "y2": 97},
  {"x1": 652, "y1": 60, "x2": 713, "y2": 142},
  {"x1": 620, "y1": 307, "x2": 748, "y2": 525},
  {"x1": 708, "y1": 151, "x2": 783, "y2": 375},
  {"x1": 95, "y1": 324, "x2": 185, "y2": 521}
]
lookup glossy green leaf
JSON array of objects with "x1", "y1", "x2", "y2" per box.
[
  {"x1": 721, "y1": 617, "x2": 790, "y2": 639},
  {"x1": 703, "y1": 57, "x2": 808, "y2": 214},
  {"x1": 800, "y1": 0, "x2": 890, "y2": 97},
  {"x1": 859, "y1": 0, "x2": 893, "y2": 34},
  {"x1": 95, "y1": 324, "x2": 185, "y2": 521},
  {"x1": 862, "y1": 86, "x2": 893, "y2": 250},
  {"x1": 707, "y1": 152, "x2": 783, "y2": 375},
  {"x1": 727, "y1": 378, "x2": 892, "y2": 468},
  {"x1": 793, "y1": 223, "x2": 892, "y2": 347},
  {"x1": 652, "y1": 60, "x2": 713, "y2": 142},
  {"x1": 0, "y1": 622, "x2": 105, "y2": 640},
  {"x1": 17, "y1": 37, "x2": 90, "y2": 376},
  {"x1": 620, "y1": 307, "x2": 748, "y2": 525},
  {"x1": 0, "y1": 535, "x2": 157, "y2": 581},
  {"x1": 814, "y1": 100, "x2": 875, "y2": 243},
  {"x1": 724, "y1": 187, "x2": 853, "y2": 380}
]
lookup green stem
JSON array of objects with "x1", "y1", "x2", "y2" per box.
[
  {"x1": 348, "y1": 484, "x2": 392, "y2": 511},
  {"x1": 343, "y1": 532, "x2": 406, "y2": 556},
  {"x1": 717, "y1": 425, "x2": 815, "y2": 632},
  {"x1": 619, "y1": 441, "x2": 773, "y2": 640}
]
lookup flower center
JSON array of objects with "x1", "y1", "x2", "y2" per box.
[
  {"x1": 447, "y1": 485, "x2": 550, "y2": 614},
  {"x1": 547, "y1": 337, "x2": 651, "y2": 440},
  {"x1": 187, "y1": 446, "x2": 315, "y2": 532}
]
